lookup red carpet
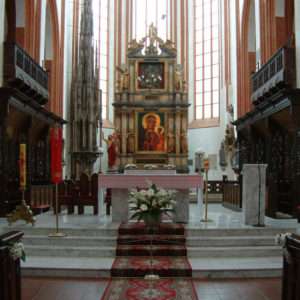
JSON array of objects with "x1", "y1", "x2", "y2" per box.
[
  {"x1": 111, "y1": 221, "x2": 191, "y2": 278},
  {"x1": 111, "y1": 256, "x2": 192, "y2": 277},
  {"x1": 103, "y1": 221, "x2": 197, "y2": 299},
  {"x1": 101, "y1": 278, "x2": 198, "y2": 300}
]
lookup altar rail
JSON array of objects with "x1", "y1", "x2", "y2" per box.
[
  {"x1": 282, "y1": 234, "x2": 300, "y2": 300},
  {"x1": 222, "y1": 180, "x2": 242, "y2": 211},
  {"x1": 0, "y1": 231, "x2": 23, "y2": 300}
]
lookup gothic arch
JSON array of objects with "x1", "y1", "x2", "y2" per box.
[
  {"x1": 44, "y1": 0, "x2": 62, "y2": 117},
  {"x1": 239, "y1": 0, "x2": 254, "y2": 117}
]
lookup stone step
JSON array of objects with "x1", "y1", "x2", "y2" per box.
[
  {"x1": 185, "y1": 227, "x2": 294, "y2": 237},
  {"x1": 24, "y1": 245, "x2": 116, "y2": 258},
  {"x1": 189, "y1": 256, "x2": 283, "y2": 278},
  {"x1": 21, "y1": 256, "x2": 113, "y2": 278},
  {"x1": 187, "y1": 235, "x2": 276, "y2": 247},
  {"x1": 23, "y1": 235, "x2": 116, "y2": 247},
  {"x1": 3, "y1": 226, "x2": 118, "y2": 237},
  {"x1": 20, "y1": 255, "x2": 283, "y2": 279},
  {"x1": 187, "y1": 245, "x2": 282, "y2": 258}
]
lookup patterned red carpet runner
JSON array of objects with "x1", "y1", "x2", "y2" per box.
[
  {"x1": 101, "y1": 221, "x2": 198, "y2": 299},
  {"x1": 102, "y1": 278, "x2": 198, "y2": 300},
  {"x1": 112, "y1": 221, "x2": 191, "y2": 278}
]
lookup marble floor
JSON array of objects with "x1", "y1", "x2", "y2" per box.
[{"x1": 1, "y1": 203, "x2": 299, "y2": 233}]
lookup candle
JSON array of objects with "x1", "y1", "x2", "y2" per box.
[{"x1": 20, "y1": 144, "x2": 26, "y2": 188}]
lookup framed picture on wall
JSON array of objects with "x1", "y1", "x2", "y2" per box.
[
  {"x1": 136, "y1": 61, "x2": 167, "y2": 91},
  {"x1": 136, "y1": 111, "x2": 167, "y2": 153}
]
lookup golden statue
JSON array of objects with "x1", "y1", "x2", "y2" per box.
[
  {"x1": 116, "y1": 66, "x2": 129, "y2": 91},
  {"x1": 174, "y1": 66, "x2": 182, "y2": 91},
  {"x1": 149, "y1": 22, "x2": 157, "y2": 43}
]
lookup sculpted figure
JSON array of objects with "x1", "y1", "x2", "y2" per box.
[
  {"x1": 115, "y1": 129, "x2": 121, "y2": 154},
  {"x1": 127, "y1": 131, "x2": 135, "y2": 154},
  {"x1": 180, "y1": 130, "x2": 188, "y2": 154},
  {"x1": 116, "y1": 66, "x2": 129, "y2": 91},
  {"x1": 163, "y1": 39, "x2": 176, "y2": 52},
  {"x1": 149, "y1": 22, "x2": 157, "y2": 43},
  {"x1": 174, "y1": 66, "x2": 182, "y2": 91},
  {"x1": 102, "y1": 132, "x2": 117, "y2": 169},
  {"x1": 167, "y1": 129, "x2": 175, "y2": 153},
  {"x1": 128, "y1": 39, "x2": 143, "y2": 51}
]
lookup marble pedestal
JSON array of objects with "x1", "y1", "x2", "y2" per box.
[
  {"x1": 112, "y1": 189, "x2": 190, "y2": 223},
  {"x1": 242, "y1": 164, "x2": 267, "y2": 226}
]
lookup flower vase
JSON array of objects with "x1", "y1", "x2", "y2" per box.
[{"x1": 142, "y1": 212, "x2": 162, "y2": 227}]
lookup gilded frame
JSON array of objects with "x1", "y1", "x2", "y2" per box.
[
  {"x1": 135, "y1": 59, "x2": 168, "y2": 92},
  {"x1": 135, "y1": 111, "x2": 167, "y2": 153}
]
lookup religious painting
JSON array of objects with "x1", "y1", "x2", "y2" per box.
[
  {"x1": 136, "y1": 62, "x2": 165, "y2": 90},
  {"x1": 136, "y1": 112, "x2": 166, "y2": 153}
]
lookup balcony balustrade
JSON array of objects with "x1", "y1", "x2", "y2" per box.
[
  {"x1": 251, "y1": 46, "x2": 296, "y2": 105},
  {"x1": 3, "y1": 42, "x2": 49, "y2": 105}
]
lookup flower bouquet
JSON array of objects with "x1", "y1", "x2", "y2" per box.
[
  {"x1": 125, "y1": 164, "x2": 137, "y2": 169},
  {"x1": 128, "y1": 180, "x2": 177, "y2": 227},
  {"x1": 9, "y1": 241, "x2": 26, "y2": 261}
]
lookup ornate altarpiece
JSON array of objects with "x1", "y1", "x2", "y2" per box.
[{"x1": 113, "y1": 28, "x2": 190, "y2": 173}]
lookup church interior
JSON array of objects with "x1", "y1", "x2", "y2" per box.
[{"x1": 1, "y1": 0, "x2": 300, "y2": 299}]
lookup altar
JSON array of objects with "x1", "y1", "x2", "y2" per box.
[{"x1": 98, "y1": 173, "x2": 203, "y2": 223}]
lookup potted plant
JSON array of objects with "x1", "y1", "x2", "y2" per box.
[{"x1": 128, "y1": 180, "x2": 177, "y2": 227}]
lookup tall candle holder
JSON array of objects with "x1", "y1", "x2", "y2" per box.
[
  {"x1": 7, "y1": 144, "x2": 36, "y2": 226},
  {"x1": 144, "y1": 234, "x2": 159, "y2": 281},
  {"x1": 201, "y1": 158, "x2": 213, "y2": 223}
]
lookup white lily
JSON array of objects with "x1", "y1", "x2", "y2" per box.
[{"x1": 140, "y1": 204, "x2": 147, "y2": 211}]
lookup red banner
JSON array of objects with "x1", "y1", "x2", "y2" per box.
[{"x1": 51, "y1": 127, "x2": 62, "y2": 183}]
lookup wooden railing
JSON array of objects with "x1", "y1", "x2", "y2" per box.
[
  {"x1": 282, "y1": 234, "x2": 300, "y2": 300},
  {"x1": 3, "y1": 42, "x2": 49, "y2": 105},
  {"x1": 222, "y1": 180, "x2": 242, "y2": 211},
  {"x1": 0, "y1": 231, "x2": 23, "y2": 300},
  {"x1": 206, "y1": 180, "x2": 223, "y2": 194},
  {"x1": 251, "y1": 46, "x2": 296, "y2": 105},
  {"x1": 29, "y1": 185, "x2": 53, "y2": 215}
]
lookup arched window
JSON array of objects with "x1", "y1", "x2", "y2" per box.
[
  {"x1": 93, "y1": 0, "x2": 109, "y2": 120},
  {"x1": 194, "y1": 0, "x2": 220, "y2": 126},
  {"x1": 132, "y1": 0, "x2": 168, "y2": 42}
]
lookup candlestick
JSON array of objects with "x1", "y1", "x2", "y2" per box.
[{"x1": 7, "y1": 143, "x2": 36, "y2": 226}]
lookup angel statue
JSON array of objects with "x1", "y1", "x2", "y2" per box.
[
  {"x1": 128, "y1": 39, "x2": 142, "y2": 51},
  {"x1": 116, "y1": 66, "x2": 129, "y2": 91}
]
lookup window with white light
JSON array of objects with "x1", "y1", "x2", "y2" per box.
[
  {"x1": 133, "y1": 0, "x2": 168, "y2": 42},
  {"x1": 194, "y1": 0, "x2": 220, "y2": 124},
  {"x1": 92, "y1": 0, "x2": 109, "y2": 120}
]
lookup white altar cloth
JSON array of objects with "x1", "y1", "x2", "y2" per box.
[{"x1": 98, "y1": 174, "x2": 203, "y2": 223}]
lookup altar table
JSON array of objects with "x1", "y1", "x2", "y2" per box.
[{"x1": 98, "y1": 174, "x2": 203, "y2": 223}]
